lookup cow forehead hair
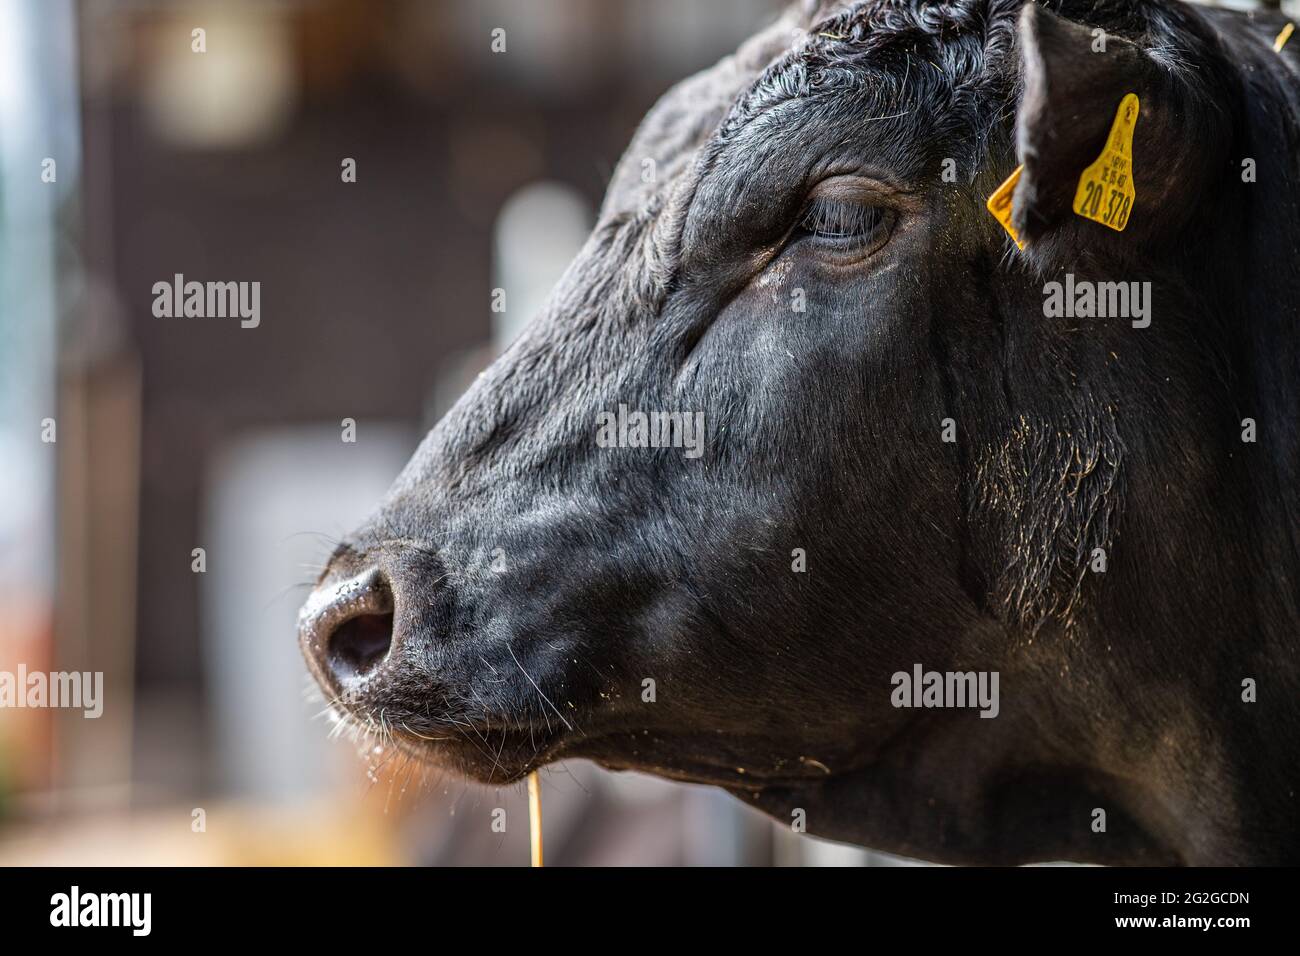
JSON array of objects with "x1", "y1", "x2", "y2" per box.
[
  {"x1": 718, "y1": 0, "x2": 1022, "y2": 132},
  {"x1": 601, "y1": 1, "x2": 1016, "y2": 222},
  {"x1": 631, "y1": 0, "x2": 1212, "y2": 205},
  {"x1": 688, "y1": 1, "x2": 1028, "y2": 201}
]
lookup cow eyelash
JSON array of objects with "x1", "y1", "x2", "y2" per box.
[{"x1": 796, "y1": 197, "x2": 892, "y2": 250}]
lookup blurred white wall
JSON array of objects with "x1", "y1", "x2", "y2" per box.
[{"x1": 201, "y1": 423, "x2": 415, "y2": 801}]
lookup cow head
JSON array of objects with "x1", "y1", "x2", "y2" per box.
[{"x1": 301, "y1": 0, "x2": 1300, "y2": 865}]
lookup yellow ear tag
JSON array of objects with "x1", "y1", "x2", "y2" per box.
[
  {"x1": 1073, "y1": 92, "x2": 1139, "y2": 232},
  {"x1": 986, "y1": 164, "x2": 1025, "y2": 250},
  {"x1": 1275, "y1": 22, "x2": 1295, "y2": 53}
]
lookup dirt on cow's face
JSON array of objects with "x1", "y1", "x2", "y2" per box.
[{"x1": 300, "y1": 0, "x2": 1299, "y2": 866}]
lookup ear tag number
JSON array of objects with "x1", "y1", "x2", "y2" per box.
[
  {"x1": 1073, "y1": 93, "x2": 1139, "y2": 232},
  {"x1": 986, "y1": 164, "x2": 1026, "y2": 250}
]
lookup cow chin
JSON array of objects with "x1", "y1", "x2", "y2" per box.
[{"x1": 376, "y1": 718, "x2": 572, "y2": 786}]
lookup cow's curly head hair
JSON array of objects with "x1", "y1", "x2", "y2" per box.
[{"x1": 717, "y1": 0, "x2": 1227, "y2": 164}]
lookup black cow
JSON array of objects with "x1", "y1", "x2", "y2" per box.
[{"x1": 299, "y1": 0, "x2": 1300, "y2": 865}]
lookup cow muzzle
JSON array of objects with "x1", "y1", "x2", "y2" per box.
[{"x1": 297, "y1": 547, "x2": 582, "y2": 781}]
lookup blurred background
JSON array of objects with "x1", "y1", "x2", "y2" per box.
[{"x1": 0, "y1": 0, "x2": 1287, "y2": 866}]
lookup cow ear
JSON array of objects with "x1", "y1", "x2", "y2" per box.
[{"x1": 1007, "y1": 3, "x2": 1222, "y2": 250}]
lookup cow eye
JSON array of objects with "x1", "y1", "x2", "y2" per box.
[{"x1": 796, "y1": 197, "x2": 893, "y2": 255}]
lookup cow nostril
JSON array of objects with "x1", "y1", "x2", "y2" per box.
[
  {"x1": 299, "y1": 566, "x2": 399, "y2": 691},
  {"x1": 327, "y1": 612, "x2": 395, "y2": 681}
]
